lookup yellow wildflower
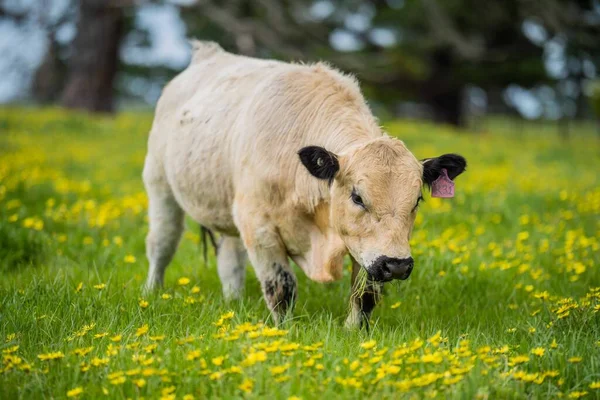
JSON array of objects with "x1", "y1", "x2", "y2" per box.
[
  {"x1": 178, "y1": 277, "x2": 190, "y2": 286},
  {"x1": 37, "y1": 351, "x2": 65, "y2": 361},
  {"x1": 66, "y1": 387, "x2": 83, "y2": 397},
  {"x1": 212, "y1": 356, "x2": 225, "y2": 366},
  {"x1": 136, "y1": 324, "x2": 149, "y2": 337},
  {"x1": 239, "y1": 378, "x2": 254, "y2": 393},
  {"x1": 567, "y1": 391, "x2": 588, "y2": 399},
  {"x1": 360, "y1": 340, "x2": 377, "y2": 350},
  {"x1": 531, "y1": 347, "x2": 545, "y2": 357},
  {"x1": 270, "y1": 363, "x2": 290, "y2": 375},
  {"x1": 134, "y1": 378, "x2": 146, "y2": 388}
]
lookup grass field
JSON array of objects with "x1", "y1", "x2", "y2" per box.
[{"x1": 0, "y1": 107, "x2": 599, "y2": 399}]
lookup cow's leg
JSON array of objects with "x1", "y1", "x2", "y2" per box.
[
  {"x1": 144, "y1": 158, "x2": 185, "y2": 290},
  {"x1": 234, "y1": 204, "x2": 297, "y2": 324},
  {"x1": 217, "y1": 236, "x2": 247, "y2": 300},
  {"x1": 345, "y1": 257, "x2": 383, "y2": 330}
]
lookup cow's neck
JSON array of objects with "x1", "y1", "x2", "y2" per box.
[{"x1": 290, "y1": 202, "x2": 346, "y2": 282}]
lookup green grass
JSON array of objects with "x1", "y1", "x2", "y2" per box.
[{"x1": 0, "y1": 107, "x2": 599, "y2": 399}]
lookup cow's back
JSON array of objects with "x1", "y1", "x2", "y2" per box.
[
  {"x1": 147, "y1": 41, "x2": 380, "y2": 235},
  {"x1": 147, "y1": 42, "x2": 297, "y2": 234}
]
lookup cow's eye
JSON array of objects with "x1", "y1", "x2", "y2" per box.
[
  {"x1": 351, "y1": 190, "x2": 366, "y2": 209},
  {"x1": 412, "y1": 194, "x2": 424, "y2": 212}
]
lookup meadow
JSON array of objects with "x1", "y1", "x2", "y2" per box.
[{"x1": 0, "y1": 107, "x2": 598, "y2": 399}]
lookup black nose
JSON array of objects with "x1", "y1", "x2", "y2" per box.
[{"x1": 370, "y1": 256, "x2": 414, "y2": 282}]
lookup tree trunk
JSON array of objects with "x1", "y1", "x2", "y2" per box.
[
  {"x1": 60, "y1": 0, "x2": 124, "y2": 113},
  {"x1": 32, "y1": 38, "x2": 66, "y2": 103},
  {"x1": 428, "y1": 88, "x2": 463, "y2": 126},
  {"x1": 423, "y1": 50, "x2": 465, "y2": 127}
]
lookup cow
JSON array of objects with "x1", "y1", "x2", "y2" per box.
[{"x1": 143, "y1": 41, "x2": 467, "y2": 328}]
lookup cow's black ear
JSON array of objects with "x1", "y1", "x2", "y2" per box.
[
  {"x1": 422, "y1": 154, "x2": 467, "y2": 188},
  {"x1": 298, "y1": 146, "x2": 339, "y2": 181}
]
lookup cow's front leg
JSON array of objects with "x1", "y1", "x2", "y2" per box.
[
  {"x1": 234, "y1": 205, "x2": 297, "y2": 324},
  {"x1": 345, "y1": 257, "x2": 383, "y2": 330}
]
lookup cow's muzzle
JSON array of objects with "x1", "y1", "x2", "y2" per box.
[{"x1": 369, "y1": 256, "x2": 414, "y2": 282}]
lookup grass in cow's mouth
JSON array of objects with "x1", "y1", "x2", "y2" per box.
[
  {"x1": 1, "y1": 108, "x2": 599, "y2": 399},
  {"x1": 350, "y1": 267, "x2": 370, "y2": 300}
]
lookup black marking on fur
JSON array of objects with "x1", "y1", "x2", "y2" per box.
[
  {"x1": 298, "y1": 146, "x2": 339, "y2": 183},
  {"x1": 421, "y1": 154, "x2": 467, "y2": 189},
  {"x1": 355, "y1": 281, "x2": 382, "y2": 331},
  {"x1": 264, "y1": 264, "x2": 297, "y2": 312}
]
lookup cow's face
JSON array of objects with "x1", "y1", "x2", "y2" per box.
[{"x1": 299, "y1": 137, "x2": 466, "y2": 282}]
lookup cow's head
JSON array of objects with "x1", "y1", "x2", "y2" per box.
[{"x1": 299, "y1": 137, "x2": 466, "y2": 282}]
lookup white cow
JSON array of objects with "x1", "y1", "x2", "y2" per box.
[{"x1": 143, "y1": 41, "x2": 466, "y2": 327}]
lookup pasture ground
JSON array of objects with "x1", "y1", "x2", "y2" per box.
[{"x1": 0, "y1": 108, "x2": 599, "y2": 399}]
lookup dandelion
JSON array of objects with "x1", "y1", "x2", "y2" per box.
[
  {"x1": 508, "y1": 355, "x2": 530, "y2": 366},
  {"x1": 567, "y1": 391, "x2": 588, "y2": 399},
  {"x1": 589, "y1": 382, "x2": 600, "y2": 389},
  {"x1": 212, "y1": 356, "x2": 225, "y2": 366},
  {"x1": 110, "y1": 335, "x2": 122, "y2": 342},
  {"x1": 124, "y1": 254, "x2": 136, "y2": 263},
  {"x1": 66, "y1": 387, "x2": 84, "y2": 397},
  {"x1": 270, "y1": 363, "x2": 290, "y2": 375},
  {"x1": 186, "y1": 350, "x2": 201, "y2": 361},
  {"x1": 191, "y1": 286, "x2": 200, "y2": 294},
  {"x1": 178, "y1": 277, "x2": 190, "y2": 286},
  {"x1": 360, "y1": 340, "x2": 377, "y2": 350},
  {"x1": 133, "y1": 378, "x2": 146, "y2": 388},
  {"x1": 139, "y1": 299, "x2": 149, "y2": 309},
  {"x1": 110, "y1": 376, "x2": 126, "y2": 385},
  {"x1": 550, "y1": 339, "x2": 558, "y2": 349},
  {"x1": 94, "y1": 283, "x2": 106, "y2": 290},
  {"x1": 75, "y1": 282, "x2": 83, "y2": 293},
  {"x1": 73, "y1": 347, "x2": 93, "y2": 357},
  {"x1": 91, "y1": 357, "x2": 109, "y2": 367},
  {"x1": 568, "y1": 357, "x2": 582, "y2": 363},
  {"x1": 161, "y1": 293, "x2": 172, "y2": 300},
  {"x1": 37, "y1": 351, "x2": 65, "y2": 361},
  {"x1": 136, "y1": 324, "x2": 149, "y2": 337},
  {"x1": 239, "y1": 378, "x2": 254, "y2": 393},
  {"x1": 531, "y1": 347, "x2": 545, "y2": 357}
]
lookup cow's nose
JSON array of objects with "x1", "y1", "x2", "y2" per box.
[{"x1": 372, "y1": 257, "x2": 414, "y2": 281}]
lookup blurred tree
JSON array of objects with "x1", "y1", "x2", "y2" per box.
[
  {"x1": 60, "y1": 0, "x2": 126, "y2": 112},
  {"x1": 180, "y1": 0, "x2": 599, "y2": 127},
  {"x1": 179, "y1": 0, "x2": 545, "y2": 125}
]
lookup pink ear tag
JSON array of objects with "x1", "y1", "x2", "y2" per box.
[{"x1": 431, "y1": 168, "x2": 455, "y2": 198}]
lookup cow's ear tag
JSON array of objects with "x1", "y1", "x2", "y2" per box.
[{"x1": 431, "y1": 168, "x2": 455, "y2": 198}]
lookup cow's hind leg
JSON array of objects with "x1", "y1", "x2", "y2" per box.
[
  {"x1": 217, "y1": 236, "x2": 247, "y2": 300},
  {"x1": 345, "y1": 257, "x2": 383, "y2": 330},
  {"x1": 144, "y1": 158, "x2": 185, "y2": 290}
]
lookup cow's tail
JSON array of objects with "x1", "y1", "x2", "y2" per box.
[
  {"x1": 199, "y1": 224, "x2": 218, "y2": 265},
  {"x1": 189, "y1": 39, "x2": 223, "y2": 65}
]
